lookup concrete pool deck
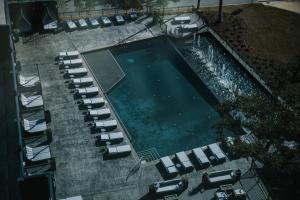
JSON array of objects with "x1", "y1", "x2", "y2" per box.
[{"x1": 15, "y1": 15, "x2": 270, "y2": 200}]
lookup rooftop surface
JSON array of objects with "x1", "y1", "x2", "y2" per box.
[{"x1": 15, "y1": 14, "x2": 270, "y2": 200}]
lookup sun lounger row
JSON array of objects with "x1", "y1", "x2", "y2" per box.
[
  {"x1": 18, "y1": 75, "x2": 47, "y2": 138},
  {"x1": 161, "y1": 144, "x2": 226, "y2": 176},
  {"x1": 64, "y1": 13, "x2": 138, "y2": 31},
  {"x1": 160, "y1": 149, "x2": 205, "y2": 176},
  {"x1": 56, "y1": 50, "x2": 130, "y2": 160}
]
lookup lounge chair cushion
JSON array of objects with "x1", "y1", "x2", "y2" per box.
[
  {"x1": 18, "y1": 75, "x2": 40, "y2": 87},
  {"x1": 176, "y1": 151, "x2": 193, "y2": 169},
  {"x1": 23, "y1": 119, "x2": 47, "y2": 133},
  {"x1": 26, "y1": 145, "x2": 51, "y2": 161},
  {"x1": 20, "y1": 94, "x2": 44, "y2": 108}
]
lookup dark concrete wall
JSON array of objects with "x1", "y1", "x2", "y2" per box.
[{"x1": 0, "y1": 24, "x2": 21, "y2": 200}]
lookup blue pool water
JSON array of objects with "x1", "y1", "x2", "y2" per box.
[{"x1": 108, "y1": 37, "x2": 230, "y2": 157}]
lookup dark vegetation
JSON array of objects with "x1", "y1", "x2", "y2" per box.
[{"x1": 200, "y1": 4, "x2": 300, "y2": 106}]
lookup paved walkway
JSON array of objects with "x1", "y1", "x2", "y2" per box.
[{"x1": 262, "y1": 0, "x2": 300, "y2": 14}]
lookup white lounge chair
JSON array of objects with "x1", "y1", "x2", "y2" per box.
[
  {"x1": 59, "y1": 51, "x2": 79, "y2": 59},
  {"x1": 67, "y1": 68, "x2": 87, "y2": 77},
  {"x1": 82, "y1": 97, "x2": 105, "y2": 108},
  {"x1": 89, "y1": 18, "x2": 99, "y2": 27},
  {"x1": 150, "y1": 178, "x2": 187, "y2": 195},
  {"x1": 77, "y1": 87, "x2": 99, "y2": 96},
  {"x1": 78, "y1": 19, "x2": 88, "y2": 28},
  {"x1": 72, "y1": 77, "x2": 93, "y2": 87},
  {"x1": 20, "y1": 94, "x2": 43, "y2": 108},
  {"x1": 173, "y1": 16, "x2": 191, "y2": 24},
  {"x1": 180, "y1": 24, "x2": 198, "y2": 32},
  {"x1": 94, "y1": 119, "x2": 117, "y2": 130},
  {"x1": 107, "y1": 144, "x2": 131, "y2": 157},
  {"x1": 100, "y1": 16, "x2": 112, "y2": 26},
  {"x1": 62, "y1": 58, "x2": 82, "y2": 67},
  {"x1": 115, "y1": 15, "x2": 125, "y2": 25},
  {"x1": 160, "y1": 156, "x2": 178, "y2": 175},
  {"x1": 66, "y1": 20, "x2": 77, "y2": 30},
  {"x1": 99, "y1": 131, "x2": 124, "y2": 143},
  {"x1": 192, "y1": 147, "x2": 210, "y2": 168},
  {"x1": 44, "y1": 20, "x2": 58, "y2": 31},
  {"x1": 175, "y1": 151, "x2": 193, "y2": 171},
  {"x1": 89, "y1": 108, "x2": 110, "y2": 118},
  {"x1": 208, "y1": 143, "x2": 226, "y2": 163},
  {"x1": 203, "y1": 169, "x2": 241, "y2": 185},
  {"x1": 23, "y1": 118, "x2": 47, "y2": 133},
  {"x1": 26, "y1": 145, "x2": 51, "y2": 162},
  {"x1": 18, "y1": 75, "x2": 40, "y2": 87}
]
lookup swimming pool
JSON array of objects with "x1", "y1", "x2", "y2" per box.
[{"x1": 101, "y1": 37, "x2": 230, "y2": 157}]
